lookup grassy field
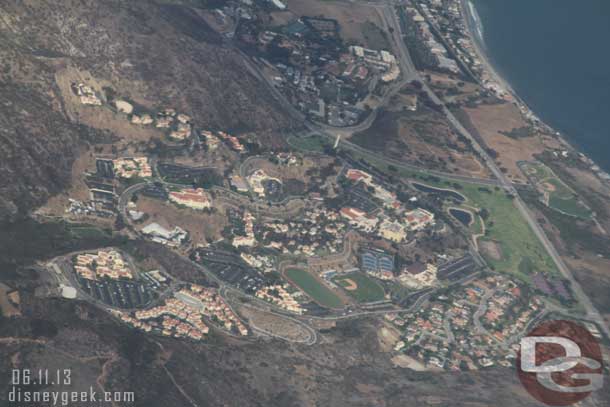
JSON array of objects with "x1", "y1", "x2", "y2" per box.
[
  {"x1": 285, "y1": 268, "x2": 343, "y2": 308},
  {"x1": 549, "y1": 195, "x2": 593, "y2": 219},
  {"x1": 469, "y1": 211, "x2": 484, "y2": 235},
  {"x1": 520, "y1": 161, "x2": 592, "y2": 219},
  {"x1": 286, "y1": 134, "x2": 330, "y2": 152},
  {"x1": 449, "y1": 183, "x2": 557, "y2": 281},
  {"x1": 332, "y1": 272, "x2": 385, "y2": 303},
  {"x1": 69, "y1": 224, "x2": 113, "y2": 240}
]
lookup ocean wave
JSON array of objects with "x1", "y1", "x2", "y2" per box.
[{"x1": 467, "y1": 1, "x2": 485, "y2": 45}]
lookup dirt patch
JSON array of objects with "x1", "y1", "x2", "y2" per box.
[
  {"x1": 0, "y1": 284, "x2": 21, "y2": 317},
  {"x1": 377, "y1": 323, "x2": 401, "y2": 352},
  {"x1": 284, "y1": 0, "x2": 384, "y2": 47},
  {"x1": 136, "y1": 196, "x2": 227, "y2": 246},
  {"x1": 541, "y1": 182, "x2": 556, "y2": 192},
  {"x1": 54, "y1": 66, "x2": 164, "y2": 146},
  {"x1": 480, "y1": 240, "x2": 503, "y2": 261},
  {"x1": 340, "y1": 278, "x2": 358, "y2": 291},
  {"x1": 391, "y1": 354, "x2": 428, "y2": 371},
  {"x1": 237, "y1": 305, "x2": 313, "y2": 343},
  {"x1": 462, "y1": 102, "x2": 551, "y2": 181}
]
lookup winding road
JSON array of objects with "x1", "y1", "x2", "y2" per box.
[{"x1": 238, "y1": 0, "x2": 610, "y2": 339}]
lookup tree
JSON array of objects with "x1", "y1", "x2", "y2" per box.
[
  {"x1": 478, "y1": 208, "x2": 490, "y2": 220},
  {"x1": 114, "y1": 214, "x2": 125, "y2": 231}
]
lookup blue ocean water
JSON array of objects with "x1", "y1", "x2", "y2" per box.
[{"x1": 471, "y1": 0, "x2": 610, "y2": 172}]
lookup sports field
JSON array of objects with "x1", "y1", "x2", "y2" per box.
[
  {"x1": 333, "y1": 272, "x2": 385, "y2": 303},
  {"x1": 285, "y1": 268, "x2": 343, "y2": 309}
]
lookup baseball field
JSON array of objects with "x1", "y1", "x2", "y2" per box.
[{"x1": 333, "y1": 272, "x2": 385, "y2": 303}]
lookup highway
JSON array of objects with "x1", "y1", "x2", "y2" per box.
[
  {"x1": 237, "y1": 0, "x2": 610, "y2": 339},
  {"x1": 238, "y1": 2, "x2": 504, "y2": 188},
  {"x1": 385, "y1": 0, "x2": 610, "y2": 339},
  {"x1": 111, "y1": 0, "x2": 609, "y2": 341},
  {"x1": 294, "y1": 128, "x2": 503, "y2": 187}
]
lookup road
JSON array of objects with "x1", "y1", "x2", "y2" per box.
[
  {"x1": 117, "y1": 181, "x2": 150, "y2": 215},
  {"x1": 296, "y1": 128, "x2": 503, "y2": 186},
  {"x1": 238, "y1": 0, "x2": 610, "y2": 339},
  {"x1": 387, "y1": 0, "x2": 610, "y2": 339},
  {"x1": 111, "y1": 0, "x2": 610, "y2": 342},
  {"x1": 472, "y1": 287, "x2": 496, "y2": 335},
  {"x1": 47, "y1": 250, "x2": 175, "y2": 313},
  {"x1": 242, "y1": 2, "x2": 503, "y2": 188},
  {"x1": 222, "y1": 287, "x2": 318, "y2": 345}
]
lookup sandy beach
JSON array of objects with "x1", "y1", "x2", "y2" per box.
[{"x1": 461, "y1": 0, "x2": 515, "y2": 97}]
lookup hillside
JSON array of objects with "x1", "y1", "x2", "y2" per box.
[{"x1": 0, "y1": 0, "x2": 289, "y2": 221}]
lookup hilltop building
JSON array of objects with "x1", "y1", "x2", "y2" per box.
[
  {"x1": 169, "y1": 188, "x2": 211, "y2": 210},
  {"x1": 404, "y1": 208, "x2": 435, "y2": 231},
  {"x1": 340, "y1": 207, "x2": 378, "y2": 232},
  {"x1": 142, "y1": 223, "x2": 188, "y2": 247}
]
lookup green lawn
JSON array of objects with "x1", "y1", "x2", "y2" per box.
[
  {"x1": 333, "y1": 272, "x2": 385, "y2": 303},
  {"x1": 469, "y1": 212, "x2": 484, "y2": 235},
  {"x1": 521, "y1": 162, "x2": 592, "y2": 219},
  {"x1": 285, "y1": 268, "x2": 343, "y2": 308},
  {"x1": 549, "y1": 196, "x2": 593, "y2": 219},
  {"x1": 69, "y1": 225, "x2": 112, "y2": 240},
  {"x1": 455, "y1": 184, "x2": 557, "y2": 281},
  {"x1": 546, "y1": 178, "x2": 573, "y2": 199},
  {"x1": 286, "y1": 134, "x2": 330, "y2": 152}
]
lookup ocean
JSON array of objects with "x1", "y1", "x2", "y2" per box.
[{"x1": 470, "y1": 0, "x2": 610, "y2": 172}]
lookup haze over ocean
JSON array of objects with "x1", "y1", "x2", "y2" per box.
[{"x1": 471, "y1": 0, "x2": 610, "y2": 171}]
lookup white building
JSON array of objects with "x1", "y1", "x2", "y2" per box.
[{"x1": 142, "y1": 223, "x2": 188, "y2": 247}]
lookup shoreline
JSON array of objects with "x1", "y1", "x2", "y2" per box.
[
  {"x1": 459, "y1": 0, "x2": 610, "y2": 182},
  {"x1": 460, "y1": 0, "x2": 547, "y2": 129}
]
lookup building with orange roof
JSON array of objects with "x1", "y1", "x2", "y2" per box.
[{"x1": 169, "y1": 188, "x2": 211, "y2": 210}]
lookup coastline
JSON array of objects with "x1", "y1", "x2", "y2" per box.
[
  {"x1": 460, "y1": 0, "x2": 549, "y2": 132},
  {"x1": 458, "y1": 0, "x2": 610, "y2": 191},
  {"x1": 458, "y1": 0, "x2": 610, "y2": 186}
]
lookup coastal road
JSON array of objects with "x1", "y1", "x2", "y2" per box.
[
  {"x1": 391, "y1": 0, "x2": 610, "y2": 338},
  {"x1": 240, "y1": 0, "x2": 610, "y2": 338}
]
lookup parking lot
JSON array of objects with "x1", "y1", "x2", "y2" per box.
[
  {"x1": 437, "y1": 254, "x2": 477, "y2": 282},
  {"x1": 78, "y1": 277, "x2": 153, "y2": 309},
  {"x1": 158, "y1": 163, "x2": 222, "y2": 187},
  {"x1": 194, "y1": 248, "x2": 267, "y2": 294},
  {"x1": 343, "y1": 184, "x2": 379, "y2": 213}
]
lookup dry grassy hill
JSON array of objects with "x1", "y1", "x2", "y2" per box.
[{"x1": 0, "y1": 0, "x2": 289, "y2": 221}]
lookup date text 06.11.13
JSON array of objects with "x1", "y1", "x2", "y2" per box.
[{"x1": 11, "y1": 369, "x2": 71, "y2": 386}]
